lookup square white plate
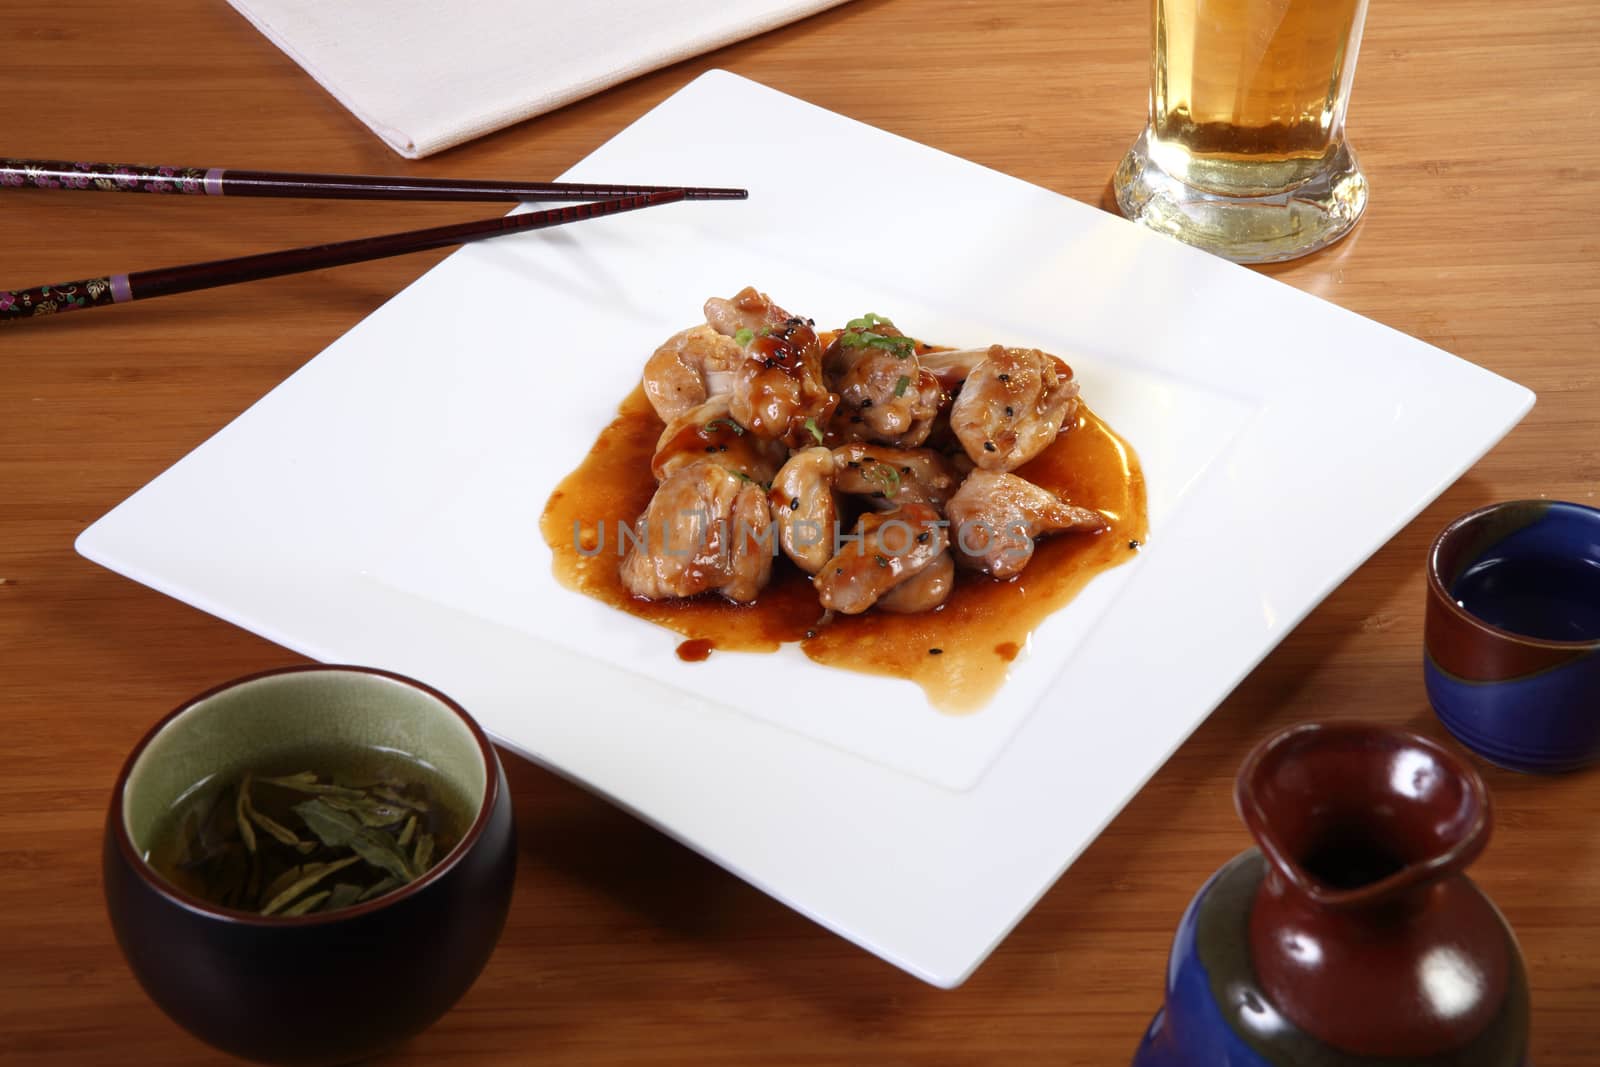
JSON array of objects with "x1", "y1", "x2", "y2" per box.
[{"x1": 77, "y1": 71, "x2": 1533, "y2": 987}]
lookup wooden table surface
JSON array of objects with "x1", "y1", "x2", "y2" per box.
[{"x1": 4, "y1": 1, "x2": 1597, "y2": 1063}]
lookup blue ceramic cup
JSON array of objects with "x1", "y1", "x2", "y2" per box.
[{"x1": 1424, "y1": 500, "x2": 1600, "y2": 773}]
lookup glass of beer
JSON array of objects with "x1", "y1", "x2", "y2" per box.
[{"x1": 1113, "y1": 0, "x2": 1371, "y2": 263}]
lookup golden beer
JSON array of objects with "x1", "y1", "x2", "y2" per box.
[{"x1": 1115, "y1": 0, "x2": 1370, "y2": 262}]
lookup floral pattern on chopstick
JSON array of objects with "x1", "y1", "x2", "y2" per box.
[
  {"x1": 0, "y1": 278, "x2": 116, "y2": 321},
  {"x1": 0, "y1": 158, "x2": 208, "y2": 194}
]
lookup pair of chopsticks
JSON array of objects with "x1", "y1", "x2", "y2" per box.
[{"x1": 0, "y1": 158, "x2": 746, "y2": 324}]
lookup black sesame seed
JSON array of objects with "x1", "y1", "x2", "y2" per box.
[
  {"x1": 1129, "y1": 539, "x2": 1142, "y2": 550},
  {"x1": 929, "y1": 648, "x2": 944, "y2": 655},
  {"x1": 717, "y1": 444, "x2": 728, "y2": 452},
  {"x1": 998, "y1": 373, "x2": 1010, "y2": 381},
  {"x1": 861, "y1": 399, "x2": 874, "y2": 409},
  {"x1": 1004, "y1": 406, "x2": 1014, "y2": 417},
  {"x1": 850, "y1": 416, "x2": 864, "y2": 424},
  {"x1": 704, "y1": 446, "x2": 717, "y2": 453},
  {"x1": 984, "y1": 441, "x2": 997, "y2": 452},
  {"x1": 847, "y1": 460, "x2": 861, "y2": 469},
  {"x1": 901, "y1": 466, "x2": 911, "y2": 474},
  {"x1": 916, "y1": 531, "x2": 930, "y2": 543},
  {"x1": 790, "y1": 497, "x2": 801, "y2": 509},
  {"x1": 805, "y1": 629, "x2": 818, "y2": 639},
  {"x1": 875, "y1": 554, "x2": 889, "y2": 567}
]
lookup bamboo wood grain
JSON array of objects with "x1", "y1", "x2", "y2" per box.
[{"x1": 2, "y1": 0, "x2": 1597, "y2": 1064}]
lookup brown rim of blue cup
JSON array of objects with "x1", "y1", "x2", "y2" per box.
[
  {"x1": 1428, "y1": 500, "x2": 1600, "y2": 652},
  {"x1": 1424, "y1": 500, "x2": 1600, "y2": 773}
]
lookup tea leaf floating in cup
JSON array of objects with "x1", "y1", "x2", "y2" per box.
[
  {"x1": 260, "y1": 856, "x2": 361, "y2": 916},
  {"x1": 145, "y1": 754, "x2": 467, "y2": 916},
  {"x1": 294, "y1": 799, "x2": 417, "y2": 881}
]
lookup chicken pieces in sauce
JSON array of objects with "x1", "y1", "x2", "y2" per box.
[
  {"x1": 624, "y1": 397, "x2": 784, "y2": 604},
  {"x1": 642, "y1": 287, "x2": 838, "y2": 449},
  {"x1": 624, "y1": 290, "x2": 1110, "y2": 620},
  {"x1": 705, "y1": 287, "x2": 838, "y2": 448},
  {"x1": 830, "y1": 443, "x2": 961, "y2": 510},
  {"x1": 770, "y1": 446, "x2": 838, "y2": 575},
  {"x1": 642, "y1": 325, "x2": 744, "y2": 423},
  {"x1": 814, "y1": 502, "x2": 951, "y2": 615},
  {"x1": 824, "y1": 317, "x2": 946, "y2": 448},
  {"x1": 876, "y1": 550, "x2": 956, "y2": 615},
  {"x1": 652, "y1": 396, "x2": 786, "y2": 484},
  {"x1": 946, "y1": 470, "x2": 1109, "y2": 579},
  {"x1": 950, "y1": 345, "x2": 1081, "y2": 471},
  {"x1": 618, "y1": 458, "x2": 774, "y2": 603}
]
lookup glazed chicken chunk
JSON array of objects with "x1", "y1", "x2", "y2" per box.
[
  {"x1": 949, "y1": 345, "x2": 1081, "y2": 471},
  {"x1": 704, "y1": 287, "x2": 838, "y2": 448},
  {"x1": 875, "y1": 550, "x2": 955, "y2": 614},
  {"x1": 651, "y1": 396, "x2": 787, "y2": 485},
  {"x1": 641, "y1": 325, "x2": 745, "y2": 422},
  {"x1": 619, "y1": 458, "x2": 774, "y2": 603},
  {"x1": 770, "y1": 446, "x2": 839, "y2": 575},
  {"x1": 728, "y1": 322, "x2": 838, "y2": 447},
  {"x1": 945, "y1": 470, "x2": 1108, "y2": 578},
  {"x1": 704, "y1": 287, "x2": 794, "y2": 337},
  {"x1": 814, "y1": 502, "x2": 950, "y2": 615},
  {"x1": 824, "y1": 319, "x2": 945, "y2": 448},
  {"x1": 830, "y1": 443, "x2": 961, "y2": 510}
]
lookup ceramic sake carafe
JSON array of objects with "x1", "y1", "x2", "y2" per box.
[{"x1": 1132, "y1": 721, "x2": 1530, "y2": 1066}]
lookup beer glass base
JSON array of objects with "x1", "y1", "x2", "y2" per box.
[{"x1": 1113, "y1": 130, "x2": 1368, "y2": 264}]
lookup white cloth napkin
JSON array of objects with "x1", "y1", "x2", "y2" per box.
[{"x1": 226, "y1": 0, "x2": 853, "y2": 158}]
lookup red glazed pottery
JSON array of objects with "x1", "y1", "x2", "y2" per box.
[{"x1": 1133, "y1": 722, "x2": 1529, "y2": 1066}]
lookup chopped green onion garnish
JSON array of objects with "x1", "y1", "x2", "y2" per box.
[
  {"x1": 734, "y1": 327, "x2": 754, "y2": 347},
  {"x1": 894, "y1": 375, "x2": 911, "y2": 397},
  {"x1": 866, "y1": 464, "x2": 901, "y2": 499},
  {"x1": 839, "y1": 313, "x2": 914, "y2": 355},
  {"x1": 703, "y1": 418, "x2": 745, "y2": 436},
  {"x1": 803, "y1": 417, "x2": 824, "y2": 444},
  {"x1": 866, "y1": 335, "x2": 917, "y2": 357}
]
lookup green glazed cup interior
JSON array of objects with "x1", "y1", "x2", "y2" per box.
[{"x1": 122, "y1": 668, "x2": 487, "y2": 866}]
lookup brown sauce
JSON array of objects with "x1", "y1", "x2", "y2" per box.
[
  {"x1": 675, "y1": 638, "x2": 715, "y2": 662},
  {"x1": 540, "y1": 386, "x2": 1148, "y2": 713}
]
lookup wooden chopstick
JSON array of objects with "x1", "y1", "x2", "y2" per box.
[
  {"x1": 0, "y1": 157, "x2": 748, "y2": 203},
  {"x1": 0, "y1": 190, "x2": 688, "y2": 323}
]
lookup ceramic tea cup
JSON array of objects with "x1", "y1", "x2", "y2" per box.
[
  {"x1": 1425, "y1": 500, "x2": 1600, "y2": 773},
  {"x1": 103, "y1": 665, "x2": 516, "y2": 1066}
]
